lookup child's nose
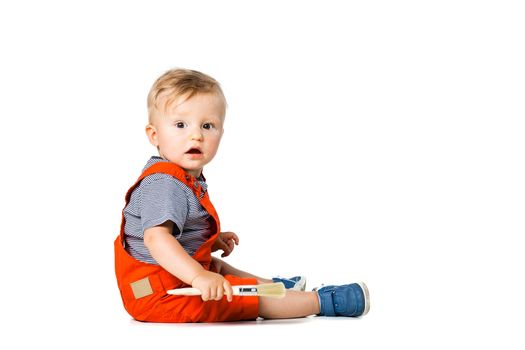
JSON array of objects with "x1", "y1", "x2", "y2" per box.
[{"x1": 188, "y1": 127, "x2": 203, "y2": 141}]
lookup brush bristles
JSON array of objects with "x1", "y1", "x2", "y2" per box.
[{"x1": 256, "y1": 282, "x2": 286, "y2": 298}]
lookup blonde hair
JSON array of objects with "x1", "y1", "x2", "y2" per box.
[{"x1": 147, "y1": 68, "x2": 227, "y2": 123}]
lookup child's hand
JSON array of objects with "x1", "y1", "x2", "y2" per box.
[
  {"x1": 212, "y1": 231, "x2": 239, "y2": 257},
  {"x1": 191, "y1": 270, "x2": 233, "y2": 302}
]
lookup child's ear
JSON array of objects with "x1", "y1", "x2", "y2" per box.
[{"x1": 145, "y1": 124, "x2": 159, "y2": 147}]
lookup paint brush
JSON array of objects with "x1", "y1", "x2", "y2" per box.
[{"x1": 167, "y1": 282, "x2": 285, "y2": 298}]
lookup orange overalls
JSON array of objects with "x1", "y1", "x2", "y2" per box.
[{"x1": 114, "y1": 162, "x2": 259, "y2": 322}]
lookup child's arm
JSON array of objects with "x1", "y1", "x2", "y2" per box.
[{"x1": 144, "y1": 221, "x2": 233, "y2": 302}]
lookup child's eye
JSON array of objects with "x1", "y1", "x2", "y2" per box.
[
  {"x1": 202, "y1": 123, "x2": 215, "y2": 130},
  {"x1": 175, "y1": 122, "x2": 186, "y2": 128}
]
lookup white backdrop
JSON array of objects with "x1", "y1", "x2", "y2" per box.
[{"x1": 1, "y1": 1, "x2": 524, "y2": 348}]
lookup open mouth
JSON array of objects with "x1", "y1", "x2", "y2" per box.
[{"x1": 186, "y1": 148, "x2": 202, "y2": 154}]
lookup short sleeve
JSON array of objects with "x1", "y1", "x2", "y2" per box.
[{"x1": 139, "y1": 175, "x2": 189, "y2": 236}]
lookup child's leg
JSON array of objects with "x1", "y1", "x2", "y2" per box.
[
  {"x1": 212, "y1": 257, "x2": 320, "y2": 319},
  {"x1": 259, "y1": 290, "x2": 320, "y2": 319},
  {"x1": 213, "y1": 257, "x2": 307, "y2": 291},
  {"x1": 212, "y1": 257, "x2": 272, "y2": 284}
]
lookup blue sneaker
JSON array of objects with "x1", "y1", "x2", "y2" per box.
[
  {"x1": 272, "y1": 276, "x2": 306, "y2": 291},
  {"x1": 316, "y1": 282, "x2": 370, "y2": 317}
]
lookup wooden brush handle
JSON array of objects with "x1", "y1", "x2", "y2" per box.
[
  {"x1": 167, "y1": 285, "x2": 257, "y2": 296},
  {"x1": 167, "y1": 287, "x2": 203, "y2": 296}
]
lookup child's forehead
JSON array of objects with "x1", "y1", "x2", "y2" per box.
[{"x1": 163, "y1": 92, "x2": 226, "y2": 118}]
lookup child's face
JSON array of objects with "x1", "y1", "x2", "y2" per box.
[{"x1": 146, "y1": 93, "x2": 225, "y2": 178}]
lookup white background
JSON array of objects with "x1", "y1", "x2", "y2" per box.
[{"x1": 1, "y1": 0, "x2": 524, "y2": 348}]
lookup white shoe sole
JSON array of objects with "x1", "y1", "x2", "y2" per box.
[{"x1": 356, "y1": 281, "x2": 370, "y2": 316}]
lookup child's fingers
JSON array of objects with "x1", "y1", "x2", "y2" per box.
[
  {"x1": 227, "y1": 239, "x2": 235, "y2": 253},
  {"x1": 201, "y1": 288, "x2": 210, "y2": 301},
  {"x1": 215, "y1": 286, "x2": 224, "y2": 301},
  {"x1": 216, "y1": 239, "x2": 228, "y2": 251},
  {"x1": 215, "y1": 239, "x2": 230, "y2": 257},
  {"x1": 220, "y1": 240, "x2": 233, "y2": 257},
  {"x1": 209, "y1": 287, "x2": 217, "y2": 301},
  {"x1": 223, "y1": 280, "x2": 233, "y2": 302},
  {"x1": 222, "y1": 231, "x2": 239, "y2": 245},
  {"x1": 230, "y1": 232, "x2": 239, "y2": 245}
]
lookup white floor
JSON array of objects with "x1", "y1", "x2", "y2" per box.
[
  {"x1": 5, "y1": 270, "x2": 523, "y2": 349},
  {"x1": 2, "y1": 1, "x2": 524, "y2": 349}
]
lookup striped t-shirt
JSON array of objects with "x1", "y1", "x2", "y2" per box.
[{"x1": 123, "y1": 156, "x2": 213, "y2": 264}]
